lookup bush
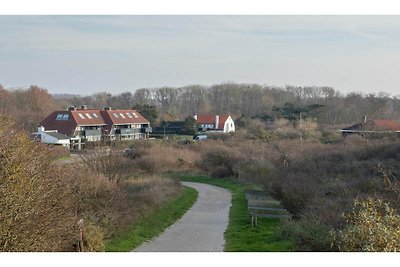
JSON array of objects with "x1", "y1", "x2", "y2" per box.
[
  {"x1": 198, "y1": 142, "x2": 244, "y2": 177},
  {"x1": 80, "y1": 150, "x2": 136, "y2": 183},
  {"x1": 129, "y1": 142, "x2": 200, "y2": 174},
  {"x1": 82, "y1": 221, "x2": 105, "y2": 252},
  {"x1": 0, "y1": 116, "x2": 76, "y2": 251},
  {"x1": 278, "y1": 218, "x2": 335, "y2": 251},
  {"x1": 334, "y1": 197, "x2": 400, "y2": 252}
]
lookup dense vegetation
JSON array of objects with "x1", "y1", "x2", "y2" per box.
[
  {"x1": 2, "y1": 83, "x2": 400, "y2": 132},
  {"x1": 0, "y1": 115, "x2": 182, "y2": 251},
  {"x1": 122, "y1": 130, "x2": 400, "y2": 251}
]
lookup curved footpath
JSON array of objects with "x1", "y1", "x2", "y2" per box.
[{"x1": 134, "y1": 182, "x2": 232, "y2": 252}]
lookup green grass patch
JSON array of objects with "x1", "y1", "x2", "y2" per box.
[
  {"x1": 105, "y1": 186, "x2": 198, "y2": 252},
  {"x1": 179, "y1": 174, "x2": 293, "y2": 252}
]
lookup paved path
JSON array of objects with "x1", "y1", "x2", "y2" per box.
[{"x1": 134, "y1": 182, "x2": 232, "y2": 252}]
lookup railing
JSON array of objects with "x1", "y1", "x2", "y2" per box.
[
  {"x1": 84, "y1": 129, "x2": 102, "y2": 136},
  {"x1": 119, "y1": 128, "x2": 140, "y2": 134}
]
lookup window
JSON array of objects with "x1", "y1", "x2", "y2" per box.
[
  {"x1": 92, "y1": 113, "x2": 99, "y2": 118},
  {"x1": 126, "y1": 113, "x2": 133, "y2": 118},
  {"x1": 132, "y1": 112, "x2": 139, "y2": 118},
  {"x1": 78, "y1": 113, "x2": 85, "y2": 119},
  {"x1": 56, "y1": 114, "x2": 63, "y2": 120},
  {"x1": 113, "y1": 113, "x2": 119, "y2": 118},
  {"x1": 119, "y1": 113, "x2": 125, "y2": 118},
  {"x1": 85, "y1": 113, "x2": 92, "y2": 119},
  {"x1": 62, "y1": 114, "x2": 69, "y2": 120}
]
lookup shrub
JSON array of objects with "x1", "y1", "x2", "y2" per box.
[
  {"x1": 0, "y1": 116, "x2": 77, "y2": 251},
  {"x1": 334, "y1": 197, "x2": 400, "y2": 252},
  {"x1": 82, "y1": 220, "x2": 105, "y2": 252},
  {"x1": 129, "y1": 142, "x2": 200, "y2": 174},
  {"x1": 278, "y1": 218, "x2": 335, "y2": 251},
  {"x1": 198, "y1": 142, "x2": 244, "y2": 177},
  {"x1": 80, "y1": 150, "x2": 136, "y2": 183}
]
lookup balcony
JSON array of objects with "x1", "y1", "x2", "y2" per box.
[
  {"x1": 115, "y1": 128, "x2": 141, "y2": 135},
  {"x1": 84, "y1": 129, "x2": 102, "y2": 136}
]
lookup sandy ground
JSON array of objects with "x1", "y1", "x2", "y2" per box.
[{"x1": 134, "y1": 182, "x2": 232, "y2": 252}]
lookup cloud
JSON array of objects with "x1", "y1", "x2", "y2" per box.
[{"x1": 1, "y1": 15, "x2": 400, "y2": 94}]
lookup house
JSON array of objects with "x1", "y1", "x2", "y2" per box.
[
  {"x1": 31, "y1": 126, "x2": 71, "y2": 148},
  {"x1": 194, "y1": 114, "x2": 235, "y2": 133},
  {"x1": 39, "y1": 106, "x2": 107, "y2": 143},
  {"x1": 340, "y1": 117, "x2": 400, "y2": 138},
  {"x1": 38, "y1": 106, "x2": 151, "y2": 148},
  {"x1": 100, "y1": 108, "x2": 151, "y2": 140}
]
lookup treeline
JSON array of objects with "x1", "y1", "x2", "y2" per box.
[
  {"x1": 65, "y1": 84, "x2": 400, "y2": 126},
  {"x1": 1, "y1": 83, "x2": 400, "y2": 131},
  {"x1": 0, "y1": 85, "x2": 57, "y2": 131}
]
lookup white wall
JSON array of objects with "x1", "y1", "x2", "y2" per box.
[
  {"x1": 40, "y1": 133, "x2": 70, "y2": 147},
  {"x1": 224, "y1": 116, "x2": 235, "y2": 133}
]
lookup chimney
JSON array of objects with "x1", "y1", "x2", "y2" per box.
[
  {"x1": 67, "y1": 106, "x2": 76, "y2": 111},
  {"x1": 104, "y1": 106, "x2": 111, "y2": 111},
  {"x1": 193, "y1": 114, "x2": 197, "y2": 120},
  {"x1": 81, "y1": 105, "x2": 88, "y2": 110},
  {"x1": 38, "y1": 126, "x2": 45, "y2": 132},
  {"x1": 215, "y1": 115, "x2": 220, "y2": 130},
  {"x1": 362, "y1": 116, "x2": 367, "y2": 123}
]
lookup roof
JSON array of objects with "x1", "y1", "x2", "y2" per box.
[
  {"x1": 101, "y1": 109, "x2": 150, "y2": 131},
  {"x1": 70, "y1": 110, "x2": 106, "y2": 126},
  {"x1": 40, "y1": 108, "x2": 150, "y2": 136},
  {"x1": 101, "y1": 109, "x2": 149, "y2": 125},
  {"x1": 45, "y1": 131, "x2": 70, "y2": 140},
  {"x1": 341, "y1": 119, "x2": 400, "y2": 132},
  {"x1": 196, "y1": 115, "x2": 230, "y2": 130},
  {"x1": 40, "y1": 111, "x2": 78, "y2": 136}
]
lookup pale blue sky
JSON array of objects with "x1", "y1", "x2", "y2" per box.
[{"x1": 1, "y1": 16, "x2": 400, "y2": 95}]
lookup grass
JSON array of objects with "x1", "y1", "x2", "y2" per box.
[
  {"x1": 179, "y1": 174, "x2": 293, "y2": 252},
  {"x1": 150, "y1": 134, "x2": 194, "y2": 141},
  {"x1": 105, "y1": 186, "x2": 198, "y2": 252}
]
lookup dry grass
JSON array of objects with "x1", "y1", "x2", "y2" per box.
[{"x1": 128, "y1": 141, "x2": 201, "y2": 174}]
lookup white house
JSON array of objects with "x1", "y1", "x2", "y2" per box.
[
  {"x1": 194, "y1": 114, "x2": 235, "y2": 133},
  {"x1": 32, "y1": 126, "x2": 71, "y2": 147}
]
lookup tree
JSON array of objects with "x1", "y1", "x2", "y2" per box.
[
  {"x1": 272, "y1": 103, "x2": 324, "y2": 122},
  {"x1": 132, "y1": 104, "x2": 158, "y2": 125},
  {"x1": 181, "y1": 116, "x2": 198, "y2": 135},
  {"x1": 133, "y1": 88, "x2": 153, "y2": 106}
]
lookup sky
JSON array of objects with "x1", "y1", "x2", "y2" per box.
[{"x1": 1, "y1": 15, "x2": 400, "y2": 95}]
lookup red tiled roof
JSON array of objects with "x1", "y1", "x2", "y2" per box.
[
  {"x1": 40, "y1": 108, "x2": 150, "y2": 136},
  {"x1": 40, "y1": 111, "x2": 78, "y2": 136},
  {"x1": 372, "y1": 119, "x2": 400, "y2": 131},
  {"x1": 101, "y1": 109, "x2": 149, "y2": 131},
  {"x1": 101, "y1": 109, "x2": 149, "y2": 125},
  {"x1": 196, "y1": 115, "x2": 230, "y2": 130},
  {"x1": 70, "y1": 110, "x2": 106, "y2": 126},
  {"x1": 341, "y1": 119, "x2": 400, "y2": 132}
]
